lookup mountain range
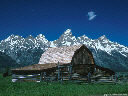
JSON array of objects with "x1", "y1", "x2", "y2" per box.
[{"x1": 0, "y1": 29, "x2": 128, "y2": 72}]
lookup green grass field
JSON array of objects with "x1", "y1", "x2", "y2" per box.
[{"x1": 0, "y1": 74, "x2": 128, "y2": 96}]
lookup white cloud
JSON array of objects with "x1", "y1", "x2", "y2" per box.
[{"x1": 87, "y1": 11, "x2": 97, "y2": 20}]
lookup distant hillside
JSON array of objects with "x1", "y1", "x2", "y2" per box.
[{"x1": 0, "y1": 51, "x2": 18, "y2": 72}]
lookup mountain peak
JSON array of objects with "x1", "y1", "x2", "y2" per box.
[
  {"x1": 4, "y1": 34, "x2": 22, "y2": 42},
  {"x1": 63, "y1": 29, "x2": 72, "y2": 35},
  {"x1": 26, "y1": 35, "x2": 34, "y2": 40},
  {"x1": 82, "y1": 35, "x2": 89, "y2": 39},
  {"x1": 98, "y1": 35, "x2": 108, "y2": 40},
  {"x1": 36, "y1": 34, "x2": 48, "y2": 44},
  {"x1": 10, "y1": 34, "x2": 15, "y2": 37},
  {"x1": 36, "y1": 34, "x2": 45, "y2": 38},
  {"x1": 27, "y1": 35, "x2": 33, "y2": 37},
  {"x1": 8, "y1": 34, "x2": 18, "y2": 38}
]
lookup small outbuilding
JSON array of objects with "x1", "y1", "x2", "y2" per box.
[{"x1": 12, "y1": 44, "x2": 115, "y2": 82}]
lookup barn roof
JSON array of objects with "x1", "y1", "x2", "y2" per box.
[
  {"x1": 12, "y1": 63, "x2": 65, "y2": 71},
  {"x1": 38, "y1": 44, "x2": 86, "y2": 64}
]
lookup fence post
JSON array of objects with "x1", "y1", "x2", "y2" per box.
[
  {"x1": 40, "y1": 72, "x2": 43, "y2": 82},
  {"x1": 43, "y1": 72, "x2": 46, "y2": 81},
  {"x1": 58, "y1": 61, "x2": 60, "y2": 81},
  {"x1": 69, "y1": 65, "x2": 72, "y2": 81},
  {"x1": 12, "y1": 74, "x2": 16, "y2": 82},
  {"x1": 88, "y1": 72, "x2": 91, "y2": 83}
]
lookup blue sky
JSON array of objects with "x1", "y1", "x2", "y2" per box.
[{"x1": 0, "y1": 0, "x2": 128, "y2": 46}]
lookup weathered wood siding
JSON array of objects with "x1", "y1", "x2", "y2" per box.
[
  {"x1": 71, "y1": 46, "x2": 94, "y2": 65},
  {"x1": 72, "y1": 64, "x2": 94, "y2": 76},
  {"x1": 70, "y1": 46, "x2": 95, "y2": 76}
]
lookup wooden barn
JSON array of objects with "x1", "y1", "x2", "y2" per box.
[{"x1": 11, "y1": 44, "x2": 115, "y2": 82}]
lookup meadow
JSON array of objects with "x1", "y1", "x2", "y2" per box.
[{"x1": 0, "y1": 74, "x2": 128, "y2": 96}]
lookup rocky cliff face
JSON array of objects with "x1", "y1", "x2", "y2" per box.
[{"x1": 0, "y1": 29, "x2": 128, "y2": 72}]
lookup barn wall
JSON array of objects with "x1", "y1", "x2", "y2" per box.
[
  {"x1": 70, "y1": 46, "x2": 95, "y2": 76},
  {"x1": 71, "y1": 46, "x2": 94, "y2": 65}
]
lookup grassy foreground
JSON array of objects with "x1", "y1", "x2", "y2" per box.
[{"x1": 0, "y1": 74, "x2": 128, "y2": 96}]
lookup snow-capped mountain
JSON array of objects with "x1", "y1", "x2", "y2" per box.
[
  {"x1": 0, "y1": 29, "x2": 128, "y2": 72},
  {"x1": 50, "y1": 29, "x2": 78, "y2": 47},
  {"x1": 50, "y1": 29, "x2": 128, "y2": 57}
]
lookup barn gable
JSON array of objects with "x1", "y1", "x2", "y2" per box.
[{"x1": 71, "y1": 45, "x2": 95, "y2": 65}]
